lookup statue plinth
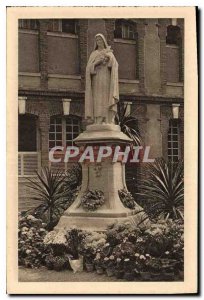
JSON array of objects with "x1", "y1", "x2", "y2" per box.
[{"x1": 55, "y1": 125, "x2": 146, "y2": 231}]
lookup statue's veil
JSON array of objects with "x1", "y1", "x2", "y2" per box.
[{"x1": 94, "y1": 33, "x2": 110, "y2": 50}]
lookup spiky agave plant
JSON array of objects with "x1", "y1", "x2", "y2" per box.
[
  {"x1": 137, "y1": 158, "x2": 184, "y2": 221},
  {"x1": 26, "y1": 167, "x2": 71, "y2": 229},
  {"x1": 115, "y1": 103, "x2": 142, "y2": 146}
]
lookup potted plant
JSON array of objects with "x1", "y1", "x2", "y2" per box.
[
  {"x1": 103, "y1": 255, "x2": 116, "y2": 277},
  {"x1": 80, "y1": 231, "x2": 107, "y2": 272},
  {"x1": 123, "y1": 258, "x2": 135, "y2": 281},
  {"x1": 65, "y1": 228, "x2": 85, "y2": 273},
  {"x1": 114, "y1": 258, "x2": 124, "y2": 279},
  {"x1": 94, "y1": 252, "x2": 104, "y2": 275}
]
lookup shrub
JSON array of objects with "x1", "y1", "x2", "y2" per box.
[
  {"x1": 115, "y1": 103, "x2": 142, "y2": 146},
  {"x1": 137, "y1": 158, "x2": 184, "y2": 221},
  {"x1": 26, "y1": 165, "x2": 81, "y2": 230},
  {"x1": 64, "y1": 163, "x2": 82, "y2": 190},
  {"x1": 18, "y1": 214, "x2": 48, "y2": 268},
  {"x1": 26, "y1": 167, "x2": 72, "y2": 230}
]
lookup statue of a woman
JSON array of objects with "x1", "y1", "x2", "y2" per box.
[{"x1": 85, "y1": 33, "x2": 119, "y2": 124}]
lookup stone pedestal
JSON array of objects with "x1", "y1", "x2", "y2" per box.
[{"x1": 56, "y1": 124, "x2": 145, "y2": 231}]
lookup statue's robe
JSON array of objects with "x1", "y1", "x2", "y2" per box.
[{"x1": 85, "y1": 48, "x2": 119, "y2": 123}]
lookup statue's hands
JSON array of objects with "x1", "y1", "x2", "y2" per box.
[{"x1": 94, "y1": 56, "x2": 104, "y2": 66}]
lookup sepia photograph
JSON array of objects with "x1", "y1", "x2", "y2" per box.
[{"x1": 6, "y1": 6, "x2": 198, "y2": 294}]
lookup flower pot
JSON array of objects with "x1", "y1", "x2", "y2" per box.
[
  {"x1": 106, "y1": 268, "x2": 114, "y2": 277},
  {"x1": 115, "y1": 270, "x2": 124, "y2": 279},
  {"x1": 140, "y1": 272, "x2": 151, "y2": 281},
  {"x1": 163, "y1": 272, "x2": 175, "y2": 281},
  {"x1": 86, "y1": 263, "x2": 94, "y2": 272},
  {"x1": 54, "y1": 264, "x2": 64, "y2": 272},
  {"x1": 178, "y1": 270, "x2": 184, "y2": 280},
  {"x1": 69, "y1": 256, "x2": 83, "y2": 273},
  {"x1": 124, "y1": 272, "x2": 135, "y2": 281},
  {"x1": 150, "y1": 273, "x2": 161, "y2": 281},
  {"x1": 96, "y1": 266, "x2": 104, "y2": 275}
]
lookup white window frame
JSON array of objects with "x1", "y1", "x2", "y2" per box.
[
  {"x1": 48, "y1": 19, "x2": 77, "y2": 34},
  {"x1": 19, "y1": 19, "x2": 38, "y2": 30},
  {"x1": 49, "y1": 115, "x2": 81, "y2": 151},
  {"x1": 122, "y1": 23, "x2": 136, "y2": 40},
  {"x1": 168, "y1": 119, "x2": 180, "y2": 162}
]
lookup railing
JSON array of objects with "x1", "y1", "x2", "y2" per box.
[{"x1": 18, "y1": 152, "x2": 40, "y2": 177}]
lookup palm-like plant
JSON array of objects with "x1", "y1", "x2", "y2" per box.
[
  {"x1": 115, "y1": 103, "x2": 142, "y2": 146},
  {"x1": 137, "y1": 158, "x2": 184, "y2": 221},
  {"x1": 26, "y1": 167, "x2": 71, "y2": 229}
]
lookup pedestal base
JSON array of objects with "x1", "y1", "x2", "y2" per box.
[
  {"x1": 55, "y1": 206, "x2": 147, "y2": 231},
  {"x1": 55, "y1": 124, "x2": 148, "y2": 232}
]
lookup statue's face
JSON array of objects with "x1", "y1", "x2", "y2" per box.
[{"x1": 96, "y1": 36, "x2": 105, "y2": 49}]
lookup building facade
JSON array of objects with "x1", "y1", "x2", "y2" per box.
[{"x1": 18, "y1": 18, "x2": 184, "y2": 210}]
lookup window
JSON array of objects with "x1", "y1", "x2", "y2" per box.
[
  {"x1": 48, "y1": 19, "x2": 78, "y2": 34},
  {"x1": 18, "y1": 19, "x2": 39, "y2": 30},
  {"x1": 49, "y1": 116, "x2": 81, "y2": 151},
  {"x1": 166, "y1": 25, "x2": 181, "y2": 45},
  {"x1": 114, "y1": 19, "x2": 137, "y2": 40},
  {"x1": 168, "y1": 119, "x2": 180, "y2": 162},
  {"x1": 18, "y1": 115, "x2": 37, "y2": 152},
  {"x1": 49, "y1": 117, "x2": 63, "y2": 150},
  {"x1": 62, "y1": 20, "x2": 77, "y2": 34},
  {"x1": 166, "y1": 25, "x2": 181, "y2": 83}
]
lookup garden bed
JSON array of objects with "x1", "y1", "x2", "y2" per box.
[{"x1": 18, "y1": 214, "x2": 184, "y2": 282}]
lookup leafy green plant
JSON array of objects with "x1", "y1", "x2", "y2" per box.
[
  {"x1": 18, "y1": 214, "x2": 48, "y2": 268},
  {"x1": 64, "y1": 163, "x2": 82, "y2": 190},
  {"x1": 137, "y1": 158, "x2": 184, "y2": 221},
  {"x1": 65, "y1": 228, "x2": 85, "y2": 260},
  {"x1": 115, "y1": 103, "x2": 142, "y2": 146},
  {"x1": 26, "y1": 167, "x2": 71, "y2": 230},
  {"x1": 81, "y1": 189, "x2": 105, "y2": 211}
]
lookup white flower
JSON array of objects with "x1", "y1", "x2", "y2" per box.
[
  {"x1": 43, "y1": 231, "x2": 57, "y2": 244},
  {"x1": 145, "y1": 254, "x2": 150, "y2": 257},
  {"x1": 109, "y1": 255, "x2": 114, "y2": 260},
  {"x1": 165, "y1": 251, "x2": 170, "y2": 255},
  {"x1": 135, "y1": 253, "x2": 140, "y2": 257},
  {"x1": 53, "y1": 230, "x2": 67, "y2": 245},
  {"x1": 140, "y1": 255, "x2": 146, "y2": 260},
  {"x1": 124, "y1": 258, "x2": 130, "y2": 262},
  {"x1": 96, "y1": 253, "x2": 101, "y2": 259},
  {"x1": 21, "y1": 227, "x2": 28, "y2": 232}
]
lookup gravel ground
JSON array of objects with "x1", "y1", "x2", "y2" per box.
[{"x1": 19, "y1": 267, "x2": 125, "y2": 282}]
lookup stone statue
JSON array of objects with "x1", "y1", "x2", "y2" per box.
[{"x1": 85, "y1": 33, "x2": 119, "y2": 124}]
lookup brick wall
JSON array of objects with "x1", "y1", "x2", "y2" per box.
[
  {"x1": 105, "y1": 19, "x2": 115, "y2": 50},
  {"x1": 39, "y1": 20, "x2": 49, "y2": 89},
  {"x1": 18, "y1": 32, "x2": 39, "y2": 73},
  {"x1": 177, "y1": 19, "x2": 184, "y2": 82},
  {"x1": 166, "y1": 46, "x2": 180, "y2": 83},
  {"x1": 137, "y1": 20, "x2": 145, "y2": 94},
  {"x1": 158, "y1": 19, "x2": 170, "y2": 94},
  {"x1": 78, "y1": 19, "x2": 88, "y2": 88}
]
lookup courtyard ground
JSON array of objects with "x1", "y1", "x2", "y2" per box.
[{"x1": 19, "y1": 267, "x2": 125, "y2": 282}]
